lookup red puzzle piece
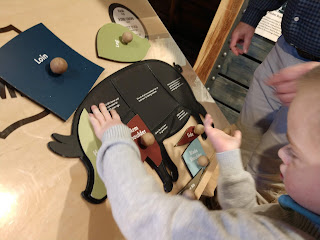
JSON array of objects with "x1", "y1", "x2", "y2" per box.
[
  {"x1": 127, "y1": 115, "x2": 162, "y2": 166},
  {"x1": 175, "y1": 126, "x2": 199, "y2": 146}
]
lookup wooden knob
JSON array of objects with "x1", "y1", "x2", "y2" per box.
[
  {"x1": 194, "y1": 124, "x2": 205, "y2": 135},
  {"x1": 50, "y1": 57, "x2": 68, "y2": 74},
  {"x1": 140, "y1": 132, "x2": 155, "y2": 147},
  {"x1": 182, "y1": 189, "x2": 196, "y2": 200},
  {"x1": 121, "y1": 31, "x2": 133, "y2": 44},
  {"x1": 197, "y1": 155, "x2": 209, "y2": 167}
]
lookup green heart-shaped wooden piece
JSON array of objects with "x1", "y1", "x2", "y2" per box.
[{"x1": 97, "y1": 23, "x2": 150, "y2": 62}]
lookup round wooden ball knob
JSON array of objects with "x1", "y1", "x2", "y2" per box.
[
  {"x1": 140, "y1": 132, "x2": 155, "y2": 147},
  {"x1": 122, "y1": 31, "x2": 133, "y2": 44},
  {"x1": 182, "y1": 189, "x2": 196, "y2": 200},
  {"x1": 197, "y1": 155, "x2": 209, "y2": 167},
  {"x1": 50, "y1": 57, "x2": 68, "y2": 74},
  {"x1": 194, "y1": 124, "x2": 205, "y2": 135}
]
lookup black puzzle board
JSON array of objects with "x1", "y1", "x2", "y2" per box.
[{"x1": 112, "y1": 64, "x2": 179, "y2": 131}]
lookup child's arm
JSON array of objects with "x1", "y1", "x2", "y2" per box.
[
  {"x1": 89, "y1": 104, "x2": 215, "y2": 239},
  {"x1": 89, "y1": 104, "x2": 308, "y2": 240},
  {"x1": 204, "y1": 114, "x2": 258, "y2": 209}
]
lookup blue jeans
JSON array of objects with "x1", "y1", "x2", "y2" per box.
[{"x1": 236, "y1": 36, "x2": 306, "y2": 203}]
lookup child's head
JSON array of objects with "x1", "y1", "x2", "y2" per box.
[{"x1": 278, "y1": 66, "x2": 320, "y2": 214}]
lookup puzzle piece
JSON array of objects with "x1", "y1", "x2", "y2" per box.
[{"x1": 0, "y1": 23, "x2": 104, "y2": 120}]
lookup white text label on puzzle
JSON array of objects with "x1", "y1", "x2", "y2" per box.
[{"x1": 34, "y1": 54, "x2": 48, "y2": 64}]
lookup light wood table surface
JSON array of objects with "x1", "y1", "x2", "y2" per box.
[{"x1": 0, "y1": 0, "x2": 228, "y2": 239}]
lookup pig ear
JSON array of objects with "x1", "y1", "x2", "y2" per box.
[{"x1": 48, "y1": 133, "x2": 83, "y2": 158}]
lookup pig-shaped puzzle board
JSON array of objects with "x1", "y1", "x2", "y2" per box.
[{"x1": 48, "y1": 60, "x2": 210, "y2": 204}]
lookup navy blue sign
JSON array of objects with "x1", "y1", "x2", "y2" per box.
[{"x1": 0, "y1": 23, "x2": 104, "y2": 120}]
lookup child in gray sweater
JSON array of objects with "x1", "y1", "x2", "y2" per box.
[{"x1": 89, "y1": 64, "x2": 320, "y2": 239}]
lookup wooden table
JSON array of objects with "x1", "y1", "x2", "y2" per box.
[{"x1": 0, "y1": 0, "x2": 228, "y2": 239}]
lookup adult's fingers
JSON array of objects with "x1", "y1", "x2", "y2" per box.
[
  {"x1": 229, "y1": 31, "x2": 241, "y2": 56},
  {"x1": 230, "y1": 37, "x2": 241, "y2": 56},
  {"x1": 230, "y1": 37, "x2": 245, "y2": 55},
  {"x1": 267, "y1": 62, "x2": 320, "y2": 86},
  {"x1": 274, "y1": 80, "x2": 297, "y2": 94},
  {"x1": 277, "y1": 92, "x2": 296, "y2": 106},
  {"x1": 267, "y1": 69, "x2": 300, "y2": 86},
  {"x1": 237, "y1": 48, "x2": 244, "y2": 55},
  {"x1": 229, "y1": 45, "x2": 239, "y2": 55},
  {"x1": 243, "y1": 34, "x2": 252, "y2": 54}
]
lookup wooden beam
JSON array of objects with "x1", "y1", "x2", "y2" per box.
[{"x1": 193, "y1": 0, "x2": 245, "y2": 84}]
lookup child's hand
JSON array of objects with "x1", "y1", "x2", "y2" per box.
[
  {"x1": 204, "y1": 114, "x2": 241, "y2": 153},
  {"x1": 88, "y1": 103, "x2": 123, "y2": 141}
]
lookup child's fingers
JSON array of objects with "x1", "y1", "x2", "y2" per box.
[
  {"x1": 88, "y1": 113, "x2": 101, "y2": 134},
  {"x1": 204, "y1": 114, "x2": 213, "y2": 128},
  {"x1": 233, "y1": 130, "x2": 242, "y2": 142},
  {"x1": 91, "y1": 105, "x2": 105, "y2": 125},
  {"x1": 88, "y1": 113, "x2": 96, "y2": 122},
  {"x1": 110, "y1": 109, "x2": 121, "y2": 121},
  {"x1": 98, "y1": 103, "x2": 111, "y2": 120}
]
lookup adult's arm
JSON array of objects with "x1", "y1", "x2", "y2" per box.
[
  {"x1": 230, "y1": 0, "x2": 287, "y2": 55},
  {"x1": 241, "y1": 0, "x2": 287, "y2": 28}
]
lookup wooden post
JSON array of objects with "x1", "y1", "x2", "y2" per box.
[{"x1": 193, "y1": 0, "x2": 245, "y2": 84}]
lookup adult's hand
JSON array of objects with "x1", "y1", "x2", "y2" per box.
[
  {"x1": 266, "y1": 62, "x2": 320, "y2": 106},
  {"x1": 229, "y1": 22, "x2": 255, "y2": 56}
]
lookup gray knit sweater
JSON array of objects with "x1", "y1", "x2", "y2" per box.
[{"x1": 96, "y1": 124, "x2": 319, "y2": 239}]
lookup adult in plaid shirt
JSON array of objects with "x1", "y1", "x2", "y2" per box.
[{"x1": 229, "y1": 0, "x2": 320, "y2": 203}]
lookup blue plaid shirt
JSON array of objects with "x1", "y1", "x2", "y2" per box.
[{"x1": 241, "y1": 0, "x2": 320, "y2": 58}]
